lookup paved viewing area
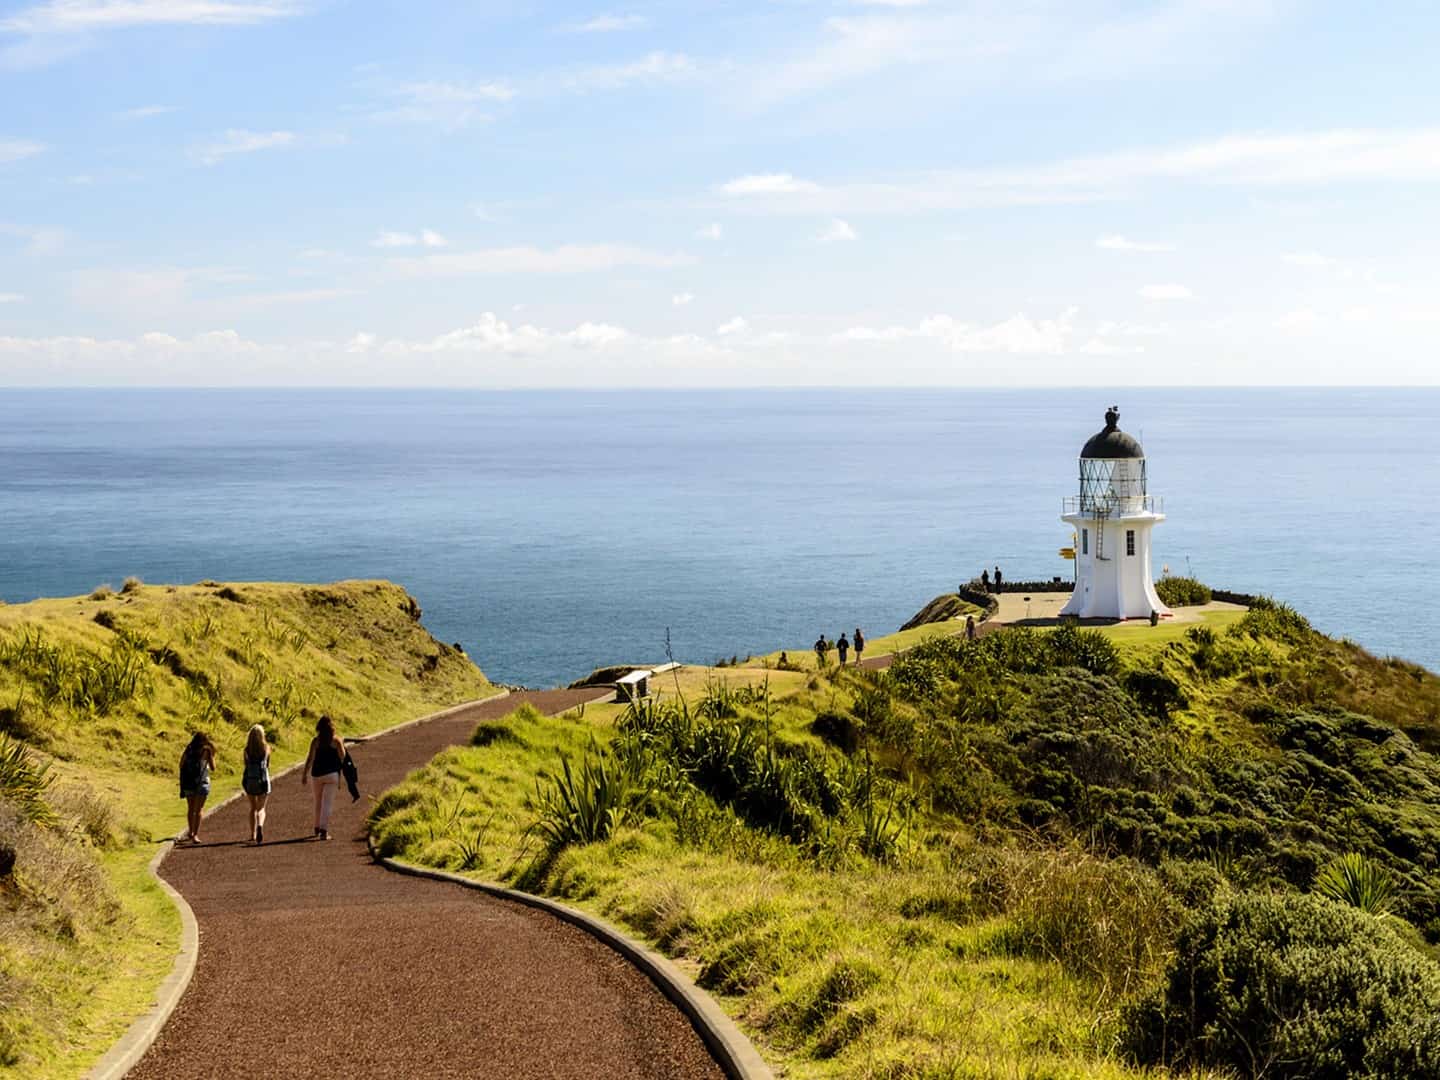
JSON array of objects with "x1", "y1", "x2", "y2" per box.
[
  {"x1": 992, "y1": 592, "x2": 1247, "y2": 624},
  {"x1": 129, "y1": 690, "x2": 727, "y2": 1080}
]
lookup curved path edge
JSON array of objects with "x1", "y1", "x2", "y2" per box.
[
  {"x1": 84, "y1": 689, "x2": 511, "y2": 1080},
  {"x1": 366, "y1": 838, "x2": 775, "y2": 1080}
]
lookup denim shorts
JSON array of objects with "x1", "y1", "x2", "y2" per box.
[{"x1": 181, "y1": 784, "x2": 211, "y2": 799}]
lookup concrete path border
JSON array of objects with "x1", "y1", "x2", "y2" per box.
[
  {"x1": 368, "y1": 840, "x2": 774, "y2": 1080},
  {"x1": 84, "y1": 689, "x2": 510, "y2": 1080}
]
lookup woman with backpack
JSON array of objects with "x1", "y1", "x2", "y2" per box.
[
  {"x1": 242, "y1": 724, "x2": 272, "y2": 845},
  {"x1": 179, "y1": 732, "x2": 216, "y2": 844},
  {"x1": 302, "y1": 715, "x2": 346, "y2": 841}
]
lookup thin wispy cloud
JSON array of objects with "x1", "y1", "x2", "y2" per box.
[
  {"x1": 1139, "y1": 283, "x2": 1194, "y2": 300},
  {"x1": 716, "y1": 316, "x2": 748, "y2": 336},
  {"x1": 721, "y1": 173, "x2": 820, "y2": 195},
  {"x1": 1, "y1": 1, "x2": 304, "y2": 33},
  {"x1": 0, "y1": 138, "x2": 45, "y2": 164},
  {"x1": 696, "y1": 222, "x2": 723, "y2": 240},
  {"x1": 371, "y1": 79, "x2": 516, "y2": 129},
  {"x1": 120, "y1": 104, "x2": 177, "y2": 118},
  {"x1": 1282, "y1": 251, "x2": 1339, "y2": 268},
  {"x1": 561, "y1": 51, "x2": 696, "y2": 91},
  {"x1": 372, "y1": 229, "x2": 448, "y2": 249},
  {"x1": 563, "y1": 13, "x2": 648, "y2": 33},
  {"x1": 0, "y1": 222, "x2": 65, "y2": 255},
  {"x1": 193, "y1": 129, "x2": 295, "y2": 165},
  {"x1": 0, "y1": 292, "x2": 24, "y2": 303},
  {"x1": 386, "y1": 244, "x2": 696, "y2": 276},
  {"x1": 712, "y1": 129, "x2": 1440, "y2": 214},
  {"x1": 817, "y1": 218, "x2": 857, "y2": 242},
  {"x1": 1097, "y1": 234, "x2": 1174, "y2": 252},
  {"x1": 671, "y1": 292, "x2": 694, "y2": 306}
]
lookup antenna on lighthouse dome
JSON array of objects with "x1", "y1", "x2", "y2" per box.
[{"x1": 1104, "y1": 405, "x2": 1120, "y2": 430}]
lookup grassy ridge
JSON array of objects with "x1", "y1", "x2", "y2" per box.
[
  {"x1": 0, "y1": 580, "x2": 492, "y2": 1078},
  {"x1": 371, "y1": 601, "x2": 1440, "y2": 1078}
]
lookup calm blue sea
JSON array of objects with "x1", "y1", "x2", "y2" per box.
[{"x1": 1, "y1": 388, "x2": 1435, "y2": 686}]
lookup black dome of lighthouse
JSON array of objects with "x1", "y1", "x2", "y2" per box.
[{"x1": 1080, "y1": 406, "x2": 1144, "y2": 459}]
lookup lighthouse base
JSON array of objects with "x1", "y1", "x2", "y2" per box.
[{"x1": 1060, "y1": 511, "x2": 1171, "y2": 621}]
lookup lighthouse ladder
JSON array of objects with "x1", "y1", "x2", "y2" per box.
[{"x1": 1094, "y1": 503, "x2": 1112, "y2": 561}]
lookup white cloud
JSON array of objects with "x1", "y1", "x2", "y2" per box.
[
  {"x1": 563, "y1": 13, "x2": 647, "y2": 33},
  {"x1": 0, "y1": 292, "x2": 24, "y2": 303},
  {"x1": 672, "y1": 292, "x2": 694, "y2": 306},
  {"x1": 1139, "y1": 283, "x2": 1194, "y2": 300},
  {"x1": 817, "y1": 218, "x2": 857, "y2": 242},
  {"x1": 561, "y1": 51, "x2": 696, "y2": 91},
  {"x1": 711, "y1": 129, "x2": 1440, "y2": 215},
  {"x1": 836, "y1": 308, "x2": 1078, "y2": 355},
  {"x1": 387, "y1": 244, "x2": 696, "y2": 276},
  {"x1": 1, "y1": 1, "x2": 303, "y2": 33},
  {"x1": 371, "y1": 79, "x2": 515, "y2": 129},
  {"x1": 716, "y1": 316, "x2": 748, "y2": 336},
  {"x1": 1097, "y1": 233, "x2": 1174, "y2": 252},
  {"x1": 721, "y1": 172, "x2": 820, "y2": 196},
  {"x1": 372, "y1": 229, "x2": 448, "y2": 249},
  {"x1": 0, "y1": 222, "x2": 65, "y2": 255},
  {"x1": 120, "y1": 103, "x2": 176, "y2": 118},
  {"x1": 193, "y1": 128, "x2": 295, "y2": 166},
  {"x1": 1281, "y1": 251, "x2": 1339, "y2": 268},
  {"x1": 1078, "y1": 337, "x2": 1143, "y2": 356},
  {"x1": 0, "y1": 138, "x2": 45, "y2": 164},
  {"x1": 696, "y1": 222, "x2": 724, "y2": 240}
]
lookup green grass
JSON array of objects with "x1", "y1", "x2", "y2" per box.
[
  {"x1": 0, "y1": 579, "x2": 493, "y2": 1079},
  {"x1": 372, "y1": 600, "x2": 1440, "y2": 1079}
]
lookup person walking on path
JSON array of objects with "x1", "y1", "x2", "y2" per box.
[
  {"x1": 302, "y1": 715, "x2": 347, "y2": 841},
  {"x1": 178, "y1": 733, "x2": 216, "y2": 845},
  {"x1": 965, "y1": 615, "x2": 977, "y2": 641},
  {"x1": 853, "y1": 627, "x2": 865, "y2": 665},
  {"x1": 837, "y1": 633, "x2": 850, "y2": 666},
  {"x1": 814, "y1": 634, "x2": 828, "y2": 669},
  {"x1": 994, "y1": 566, "x2": 1003, "y2": 592},
  {"x1": 980, "y1": 569, "x2": 990, "y2": 593},
  {"x1": 242, "y1": 724, "x2": 272, "y2": 845}
]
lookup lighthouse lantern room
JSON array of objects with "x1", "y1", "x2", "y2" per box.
[{"x1": 1059, "y1": 407, "x2": 1171, "y2": 621}]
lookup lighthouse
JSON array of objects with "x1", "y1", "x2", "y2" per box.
[{"x1": 1059, "y1": 406, "x2": 1170, "y2": 620}]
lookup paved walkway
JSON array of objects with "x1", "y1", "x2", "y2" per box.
[{"x1": 130, "y1": 690, "x2": 726, "y2": 1080}]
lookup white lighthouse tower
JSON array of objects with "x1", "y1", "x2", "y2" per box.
[{"x1": 1059, "y1": 406, "x2": 1170, "y2": 621}]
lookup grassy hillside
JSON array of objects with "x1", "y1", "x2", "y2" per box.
[
  {"x1": 0, "y1": 580, "x2": 493, "y2": 1077},
  {"x1": 371, "y1": 599, "x2": 1440, "y2": 1079}
]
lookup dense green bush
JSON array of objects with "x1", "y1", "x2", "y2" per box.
[
  {"x1": 1125, "y1": 890, "x2": 1440, "y2": 1079},
  {"x1": 1154, "y1": 575, "x2": 1211, "y2": 607}
]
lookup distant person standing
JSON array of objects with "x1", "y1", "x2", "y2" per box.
[
  {"x1": 837, "y1": 633, "x2": 850, "y2": 666},
  {"x1": 814, "y1": 634, "x2": 828, "y2": 669},
  {"x1": 853, "y1": 627, "x2": 865, "y2": 665},
  {"x1": 302, "y1": 715, "x2": 347, "y2": 841},
  {"x1": 994, "y1": 566, "x2": 1003, "y2": 592},
  {"x1": 178, "y1": 732, "x2": 216, "y2": 844},
  {"x1": 242, "y1": 724, "x2": 272, "y2": 845},
  {"x1": 965, "y1": 615, "x2": 977, "y2": 641},
  {"x1": 980, "y1": 569, "x2": 990, "y2": 593}
]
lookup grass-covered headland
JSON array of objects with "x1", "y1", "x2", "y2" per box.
[
  {"x1": 371, "y1": 598, "x2": 1440, "y2": 1079},
  {"x1": 0, "y1": 580, "x2": 492, "y2": 1077}
]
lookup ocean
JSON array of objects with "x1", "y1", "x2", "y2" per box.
[{"x1": 1, "y1": 388, "x2": 1435, "y2": 686}]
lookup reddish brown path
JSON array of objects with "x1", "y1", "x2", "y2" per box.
[{"x1": 130, "y1": 690, "x2": 727, "y2": 1080}]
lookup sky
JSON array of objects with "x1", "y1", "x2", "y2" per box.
[{"x1": 2, "y1": 0, "x2": 1439, "y2": 387}]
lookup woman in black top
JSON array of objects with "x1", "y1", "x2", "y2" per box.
[{"x1": 301, "y1": 715, "x2": 347, "y2": 840}]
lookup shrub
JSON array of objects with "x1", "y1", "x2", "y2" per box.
[
  {"x1": 1155, "y1": 575, "x2": 1211, "y2": 607},
  {"x1": 528, "y1": 740, "x2": 645, "y2": 850},
  {"x1": 1125, "y1": 890, "x2": 1440, "y2": 1079},
  {"x1": 88, "y1": 584, "x2": 114, "y2": 601},
  {"x1": 1313, "y1": 852, "x2": 1398, "y2": 917},
  {"x1": 120, "y1": 576, "x2": 143, "y2": 595},
  {"x1": 986, "y1": 847, "x2": 1180, "y2": 1002}
]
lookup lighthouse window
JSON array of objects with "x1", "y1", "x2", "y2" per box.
[
  {"x1": 1125, "y1": 529, "x2": 1136, "y2": 556},
  {"x1": 1081, "y1": 528, "x2": 1088, "y2": 554}
]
